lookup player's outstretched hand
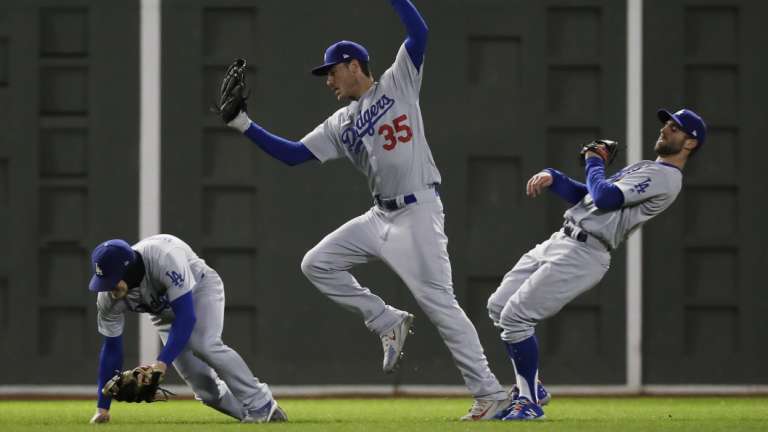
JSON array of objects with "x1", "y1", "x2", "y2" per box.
[
  {"x1": 526, "y1": 171, "x2": 553, "y2": 198},
  {"x1": 89, "y1": 408, "x2": 110, "y2": 424}
]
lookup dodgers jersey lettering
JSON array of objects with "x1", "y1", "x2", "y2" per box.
[
  {"x1": 96, "y1": 234, "x2": 213, "y2": 337},
  {"x1": 565, "y1": 161, "x2": 682, "y2": 249},
  {"x1": 301, "y1": 43, "x2": 441, "y2": 197}
]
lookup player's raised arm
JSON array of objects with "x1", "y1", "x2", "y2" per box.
[
  {"x1": 214, "y1": 59, "x2": 318, "y2": 166},
  {"x1": 390, "y1": 0, "x2": 428, "y2": 69},
  {"x1": 583, "y1": 157, "x2": 624, "y2": 210}
]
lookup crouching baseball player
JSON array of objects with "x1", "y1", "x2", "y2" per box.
[
  {"x1": 487, "y1": 109, "x2": 706, "y2": 420},
  {"x1": 88, "y1": 234, "x2": 286, "y2": 424}
]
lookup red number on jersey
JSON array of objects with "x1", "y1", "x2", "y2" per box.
[
  {"x1": 393, "y1": 114, "x2": 413, "y2": 143},
  {"x1": 378, "y1": 114, "x2": 413, "y2": 151},
  {"x1": 379, "y1": 124, "x2": 396, "y2": 150}
]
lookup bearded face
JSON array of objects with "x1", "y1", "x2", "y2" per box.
[{"x1": 655, "y1": 120, "x2": 690, "y2": 156}]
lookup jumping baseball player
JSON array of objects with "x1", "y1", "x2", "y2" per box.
[
  {"x1": 215, "y1": 0, "x2": 509, "y2": 420},
  {"x1": 88, "y1": 235, "x2": 286, "y2": 424},
  {"x1": 487, "y1": 109, "x2": 706, "y2": 420}
]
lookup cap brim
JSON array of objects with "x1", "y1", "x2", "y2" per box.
[
  {"x1": 311, "y1": 62, "x2": 339, "y2": 76},
  {"x1": 89, "y1": 274, "x2": 120, "y2": 293},
  {"x1": 657, "y1": 109, "x2": 682, "y2": 127}
]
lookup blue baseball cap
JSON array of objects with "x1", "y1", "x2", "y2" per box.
[
  {"x1": 657, "y1": 108, "x2": 707, "y2": 147},
  {"x1": 311, "y1": 40, "x2": 370, "y2": 76},
  {"x1": 89, "y1": 239, "x2": 135, "y2": 292}
]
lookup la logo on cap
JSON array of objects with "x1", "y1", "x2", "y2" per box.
[
  {"x1": 95, "y1": 263, "x2": 104, "y2": 277},
  {"x1": 342, "y1": 54, "x2": 350, "y2": 59}
]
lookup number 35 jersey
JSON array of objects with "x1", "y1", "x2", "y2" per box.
[
  {"x1": 301, "y1": 43, "x2": 441, "y2": 198},
  {"x1": 96, "y1": 234, "x2": 213, "y2": 337}
]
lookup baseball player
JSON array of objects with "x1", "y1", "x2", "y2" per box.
[
  {"x1": 218, "y1": 0, "x2": 509, "y2": 420},
  {"x1": 87, "y1": 235, "x2": 286, "y2": 424},
  {"x1": 487, "y1": 109, "x2": 706, "y2": 420}
]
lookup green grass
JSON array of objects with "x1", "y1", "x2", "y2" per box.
[{"x1": 1, "y1": 397, "x2": 767, "y2": 431}]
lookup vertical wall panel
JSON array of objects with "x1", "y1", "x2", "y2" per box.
[
  {"x1": 0, "y1": 38, "x2": 7, "y2": 86},
  {"x1": 644, "y1": 0, "x2": 768, "y2": 383},
  {"x1": 547, "y1": 7, "x2": 601, "y2": 58},
  {"x1": 0, "y1": 0, "x2": 139, "y2": 384},
  {"x1": 547, "y1": 66, "x2": 601, "y2": 120},
  {"x1": 0, "y1": 278, "x2": 8, "y2": 334},
  {"x1": 467, "y1": 157, "x2": 522, "y2": 276},
  {"x1": 39, "y1": 129, "x2": 88, "y2": 177},
  {"x1": 537, "y1": 2, "x2": 626, "y2": 384},
  {"x1": 164, "y1": 0, "x2": 268, "y2": 385},
  {"x1": 40, "y1": 67, "x2": 89, "y2": 115},
  {"x1": 40, "y1": 8, "x2": 88, "y2": 57},
  {"x1": 684, "y1": 7, "x2": 738, "y2": 57}
]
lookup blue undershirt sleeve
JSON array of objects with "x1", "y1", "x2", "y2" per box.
[
  {"x1": 585, "y1": 157, "x2": 625, "y2": 210},
  {"x1": 96, "y1": 335, "x2": 123, "y2": 410},
  {"x1": 244, "y1": 123, "x2": 317, "y2": 166},
  {"x1": 544, "y1": 168, "x2": 588, "y2": 205},
  {"x1": 157, "y1": 291, "x2": 196, "y2": 365},
  {"x1": 390, "y1": 0, "x2": 428, "y2": 69}
]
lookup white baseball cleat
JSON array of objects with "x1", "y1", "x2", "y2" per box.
[
  {"x1": 381, "y1": 313, "x2": 415, "y2": 373},
  {"x1": 241, "y1": 399, "x2": 288, "y2": 423},
  {"x1": 460, "y1": 396, "x2": 513, "y2": 421}
]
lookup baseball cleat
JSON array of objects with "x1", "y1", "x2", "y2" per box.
[
  {"x1": 509, "y1": 380, "x2": 552, "y2": 406},
  {"x1": 381, "y1": 313, "x2": 414, "y2": 373},
  {"x1": 460, "y1": 396, "x2": 513, "y2": 421},
  {"x1": 501, "y1": 396, "x2": 545, "y2": 421},
  {"x1": 241, "y1": 399, "x2": 288, "y2": 423}
]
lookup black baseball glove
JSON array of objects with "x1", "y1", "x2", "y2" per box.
[
  {"x1": 579, "y1": 139, "x2": 620, "y2": 166},
  {"x1": 212, "y1": 58, "x2": 249, "y2": 123},
  {"x1": 102, "y1": 366, "x2": 174, "y2": 403}
]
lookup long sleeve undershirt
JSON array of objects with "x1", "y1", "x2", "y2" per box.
[
  {"x1": 96, "y1": 335, "x2": 123, "y2": 410},
  {"x1": 390, "y1": 0, "x2": 428, "y2": 69},
  {"x1": 156, "y1": 291, "x2": 196, "y2": 365},
  {"x1": 584, "y1": 156, "x2": 625, "y2": 210},
  {"x1": 544, "y1": 168, "x2": 588, "y2": 205}
]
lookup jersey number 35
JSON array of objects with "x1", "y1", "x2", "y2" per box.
[{"x1": 379, "y1": 114, "x2": 413, "y2": 151}]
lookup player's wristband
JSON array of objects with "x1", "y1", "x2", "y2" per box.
[{"x1": 227, "y1": 111, "x2": 251, "y2": 133}]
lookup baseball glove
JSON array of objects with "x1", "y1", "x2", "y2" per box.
[
  {"x1": 212, "y1": 58, "x2": 249, "y2": 123},
  {"x1": 579, "y1": 139, "x2": 620, "y2": 166},
  {"x1": 102, "y1": 366, "x2": 174, "y2": 403}
]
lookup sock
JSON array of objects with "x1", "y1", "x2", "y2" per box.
[{"x1": 505, "y1": 335, "x2": 540, "y2": 404}]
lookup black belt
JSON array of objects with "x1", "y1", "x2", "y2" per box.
[
  {"x1": 374, "y1": 185, "x2": 439, "y2": 211},
  {"x1": 375, "y1": 193, "x2": 417, "y2": 211},
  {"x1": 563, "y1": 224, "x2": 588, "y2": 242}
]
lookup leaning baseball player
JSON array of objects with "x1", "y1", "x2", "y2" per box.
[
  {"x1": 214, "y1": 0, "x2": 510, "y2": 420},
  {"x1": 88, "y1": 235, "x2": 286, "y2": 424},
  {"x1": 486, "y1": 109, "x2": 706, "y2": 420}
]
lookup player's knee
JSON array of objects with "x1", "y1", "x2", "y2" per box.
[
  {"x1": 300, "y1": 249, "x2": 317, "y2": 276},
  {"x1": 486, "y1": 297, "x2": 504, "y2": 324},
  {"x1": 191, "y1": 379, "x2": 224, "y2": 405},
  {"x1": 499, "y1": 304, "x2": 535, "y2": 337},
  {"x1": 195, "y1": 388, "x2": 217, "y2": 405},
  {"x1": 300, "y1": 247, "x2": 328, "y2": 279}
]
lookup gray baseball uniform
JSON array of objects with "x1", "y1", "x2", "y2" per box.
[
  {"x1": 488, "y1": 161, "x2": 682, "y2": 343},
  {"x1": 300, "y1": 44, "x2": 506, "y2": 399},
  {"x1": 96, "y1": 234, "x2": 272, "y2": 420}
]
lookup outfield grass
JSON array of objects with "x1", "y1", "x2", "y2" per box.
[{"x1": 1, "y1": 397, "x2": 767, "y2": 431}]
